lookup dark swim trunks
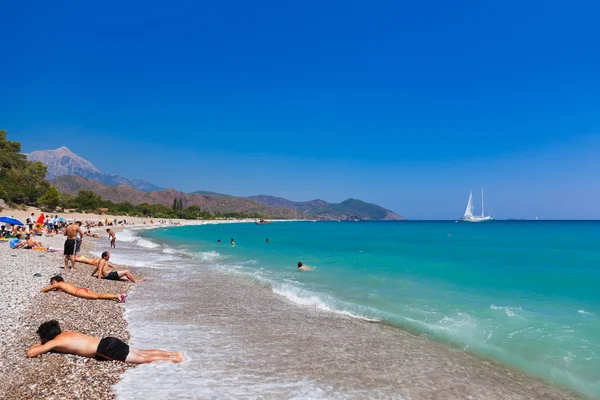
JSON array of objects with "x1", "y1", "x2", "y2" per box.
[
  {"x1": 95, "y1": 337, "x2": 130, "y2": 362},
  {"x1": 63, "y1": 239, "x2": 76, "y2": 256},
  {"x1": 103, "y1": 271, "x2": 120, "y2": 280}
]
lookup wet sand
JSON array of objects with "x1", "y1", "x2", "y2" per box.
[{"x1": 118, "y1": 257, "x2": 583, "y2": 399}]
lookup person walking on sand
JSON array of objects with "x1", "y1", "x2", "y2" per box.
[
  {"x1": 41, "y1": 275, "x2": 126, "y2": 303},
  {"x1": 27, "y1": 320, "x2": 183, "y2": 364},
  {"x1": 96, "y1": 251, "x2": 146, "y2": 283},
  {"x1": 107, "y1": 228, "x2": 116, "y2": 248},
  {"x1": 64, "y1": 222, "x2": 84, "y2": 271},
  {"x1": 27, "y1": 213, "x2": 35, "y2": 233}
]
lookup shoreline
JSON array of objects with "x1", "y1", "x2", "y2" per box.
[
  {"x1": 0, "y1": 216, "x2": 587, "y2": 399},
  {"x1": 116, "y1": 225, "x2": 583, "y2": 399}
]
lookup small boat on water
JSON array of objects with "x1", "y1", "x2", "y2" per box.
[
  {"x1": 255, "y1": 219, "x2": 270, "y2": 225},
  {"x1": 460, "y1": 188, "x2": 495, "y2": 222}
]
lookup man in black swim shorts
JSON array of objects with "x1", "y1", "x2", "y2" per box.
[
  {"x1": 63, "y1": 222, "x2": 84, "y2": 270},
  {"x1": 27, "y1": 320, "x2": 183, "y2": 364},
  {"x1": 97, "y1": 251, "x2": 146, "y2": 283},
  {"x1": 95, "y1": 337, "x2": 130, "y2": 361}
]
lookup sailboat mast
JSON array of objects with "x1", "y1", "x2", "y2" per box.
[{"x1": 481, "y1": 187, "x2": 485, "y2": 217}]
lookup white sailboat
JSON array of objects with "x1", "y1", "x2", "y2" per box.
[{"x1": 460, "y1": 188, "x2": 494, "y2": 222}]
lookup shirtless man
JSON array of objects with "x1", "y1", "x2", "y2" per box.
[
  {"x1": 27, "y1": 320, "x2": 183, "y2": 364},
  {"x1": 41, "y1": 275, "x2": 126, "y2": 303},
  {"x1": 97, "y1": 251, "x2": 145, "y2": 283},
  {"x1": 297, "y1": 261, "x2": 313, "y2": 271},
  {"x1": 24, "y1": 235, "x2": 43, "y2": 249},
  {"x1": 106, "y1": 229, "x2": 116, "y2": 248},
  {"x1": 64, "y1": 222, "x2": 84, "y2": 270}
]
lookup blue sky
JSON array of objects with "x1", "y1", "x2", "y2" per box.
[{"x1": 2, "y1": 0, "x2": 600, "y2": 219}]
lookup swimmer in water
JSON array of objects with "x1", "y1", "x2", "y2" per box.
[
  {"x1": 297, "y1": 261, "x2": 312, "y2": 271},
  {"x1": 230, "y1": 238, "x2": 235, "y2": 246},
  {"x1": 266, "y1": 238, "x2": 269, "y2": 244},
  {"x1": 217, "y1": 239, "x2": 221, "y2": 244}
]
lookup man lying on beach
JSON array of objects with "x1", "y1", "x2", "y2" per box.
[
  {"x1": 27, "y1": 320, "x2": 183, "y2": 364},
  {"x1": 95, "y1": 251, "x2": 146, "y2": 283},
  {"x1": 41, "y1": 275, "x2": 127, "y2": 303}
]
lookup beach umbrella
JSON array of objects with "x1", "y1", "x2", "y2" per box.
[
  {"x1": 36, "y1": 213, "x2": 45, "y2": 224},
  {"x1": 0, "y1": 216, "x2": 24, "y2": 226},
  {"x1": 58, "y1": 217, "x2": 66, "y2": 222}
]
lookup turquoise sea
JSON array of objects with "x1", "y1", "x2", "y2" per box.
[{"x1": 110, "y1": 221, "x2": 600, "y2": 398}]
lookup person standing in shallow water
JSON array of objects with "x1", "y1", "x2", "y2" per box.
[
  {"x1": 230, "y1": 238, "x2": 235, "y2": 246},
  {"x1": 266, "y1": 238, "x2": 269, "y2": 244},
  {"x1": 106, "y1": 228, "x2": 116, "y2": 248}
]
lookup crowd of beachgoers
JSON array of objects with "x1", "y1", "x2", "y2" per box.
[{"x1": 0, "y1": 211, "x2": 183, "y2": 399}]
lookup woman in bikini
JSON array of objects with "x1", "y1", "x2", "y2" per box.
[{"x1": 41, "y1": 275, "x2": 126, "y2": 303}]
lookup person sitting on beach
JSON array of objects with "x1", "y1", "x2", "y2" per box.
[
  {"x1": 27, "y1": 320, "x2": 183, "y2": 364},
  {"x1": 297, "y1": 261, "x2": 312, "y2": 271},
  {"x1": 106, "y1": 229, "x2": 116, "y2": 248},
  {"x1": 96, "y1": 251, "x2": 145, "y2": 283},
  {"x1": 41, "y1": 275, "x2": 126, "y2": 303},
  {"x1": 24, "y1": 234, "x2": 43, "y2": 249},
  {"x1": 10, "y1": 234, "x2": 27, "y2": 249},
  {"x1": 85, "y1": 228, "x2": 99, "y2": 238}
]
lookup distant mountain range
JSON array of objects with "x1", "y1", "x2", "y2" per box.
[
  {"x1": 27, "y1": 147, "x2": 164, "y2": 192},
  {"x1": 248, "y1": 195, "x2": 403, "y2": 220},
  {"x1": 51, "y1": 175, "x2": 301, "y2": 218},
  {"x1": 30, "y1": 147, "x2": 403, "y2": 220}
]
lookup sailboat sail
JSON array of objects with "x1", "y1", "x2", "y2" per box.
[
  {"x1": 463, "y1": 191, "x2": 474, "y2": 218},
  {"x1": 460, "y1": 188, "x2": 494, "y2": 222}
]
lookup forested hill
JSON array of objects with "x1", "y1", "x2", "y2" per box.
[{"x1": 248, "y1": 195, "x2": 404, "y2": 220}]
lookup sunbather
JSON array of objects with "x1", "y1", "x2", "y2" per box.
[
  {"x1": 41, "y1": 275, "x2": 126, "y2": 303},
  {"x1": 27, "y1": 320, "x2": 183, "y2": 363},
  {"x1": 96, "y1": 251, "x2": 146, "y2": 283},
  {"x1": 24, "y1": 235, "x2": 43, "y2": 249}
]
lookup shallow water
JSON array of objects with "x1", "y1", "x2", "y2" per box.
[{"x1": 105, "y1": 221, "x2": 599, "y2": 399}]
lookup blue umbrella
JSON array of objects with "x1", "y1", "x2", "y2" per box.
[{"x1": 0, "y1": 216, "x2": 24, "y2": 226}]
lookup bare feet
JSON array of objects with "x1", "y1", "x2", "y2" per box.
[{"x1": 171, "y1": 352, "x2": 184, "y2": 363}]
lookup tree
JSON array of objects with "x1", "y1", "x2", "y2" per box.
[
  {"x1": 37, "y1": 186, "x2": 61, "y2": 209},
  {"x1": 74, "y1": 190, "x2": 102, "y2": 210},
  {"x1": 0, "y1": 130, "x2": 49, "y2": 204}
]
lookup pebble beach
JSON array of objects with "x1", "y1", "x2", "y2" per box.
[
  {"x1": 0, "y1": 233, "x2": 133, "y2": 399},
  {"x1": 0, "y1": 218, "x2": 588, "y2": 399}
]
